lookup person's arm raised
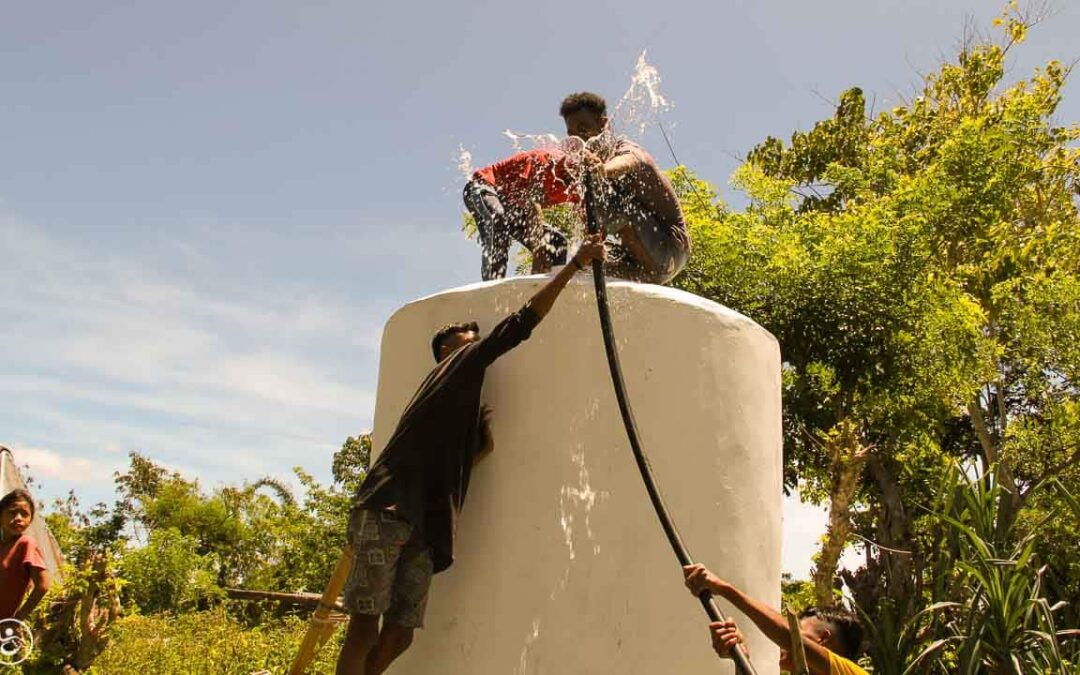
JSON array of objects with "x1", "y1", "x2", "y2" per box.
[
  {"x1": 524, "y1": 234, "x2": 605, "y2": 321},
  {"x1": 473, "y1": 235, "x2": 606, "y2": 368},
  {"x1": 684, "y1": 564, "x2": 833, "y2": 674}
]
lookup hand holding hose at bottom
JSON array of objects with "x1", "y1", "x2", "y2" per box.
[{"x1": 684, "y1": 565, "x2": 750, "y2": 660}]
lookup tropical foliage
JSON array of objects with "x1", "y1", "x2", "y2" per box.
[
  {"x1": 670, "y1": 3, "x2": 1080, "y2": 670},
  {"x1": 14, "y1": 435, "x2": 369, "y2": 673},
  {"x1": 13, "y1": 4, "x2": 1080, "y2": 673}
]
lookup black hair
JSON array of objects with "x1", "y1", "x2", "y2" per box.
[
  {"x1": 559, "y1": 92, "x2": 607, "y2": 119},
  {"x1": 431, "y1": 321, "x2": 480, "y2": 361},
  {"x1": 799, "y1": 607, "x2": 864, "y2": 659},
  {"x1": 0, "y1": 488, "x2": 36, "y2": 520}
]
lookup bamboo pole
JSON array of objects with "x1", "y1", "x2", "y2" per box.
[
  {"x1": 288, "y1": 546, "x2": 355, "y2": 674},
  {"x1": 224, "y1": 588, "x2": 343, "y2": 610},
  {"x1": 785, "y1": 608, "x2": 810, "y2": 675}
]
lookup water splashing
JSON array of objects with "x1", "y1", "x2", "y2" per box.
[
  {"x1": 557, "y1": 396, "x2": 610, "y2": 563},
  {"x1": 502, "y1": 129, "x2": 562, "y2": 152},
  {"x1": 452, "y1": 50, "x2": 676, "y2": 180},
  {"x1": 515, "y1": 618, "x2": 542, "y2": 674},
  {"x1": 456, "y1": 144, "x2": 474, "y2": 178},
  {"x1": 612, "y1": 50, "x2": 674, "y2": 141}
]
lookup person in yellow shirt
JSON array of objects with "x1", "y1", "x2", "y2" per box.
[{"x1": 684, "y1": 564, "x2": 868, "y2": 675}]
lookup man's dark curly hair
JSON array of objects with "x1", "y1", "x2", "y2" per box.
[
  {"x1": 799, "y1": 607, "x2": 864, "y2": 659},
  {"x1": 431, "y1": 321, "x2": 480, "y2": 361},
  {"x1": 559, "y1": 92, "x2": 607, "y2": 118}
]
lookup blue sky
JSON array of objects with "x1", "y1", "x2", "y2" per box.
[{"x1": 2, "y1": 1, "x2": 1077, "y2": 577}]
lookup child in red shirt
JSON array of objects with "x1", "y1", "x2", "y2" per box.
[
  {"x1": 463, "y1": 148, "x2": 581, "y2": 280},
  {"x1": 0, "y1": 489, "x2": 50, "y2": 621}
]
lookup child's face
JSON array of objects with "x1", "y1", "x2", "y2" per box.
[{"x1": 1, "y1": 500, "x2": 33, "y2": 539}]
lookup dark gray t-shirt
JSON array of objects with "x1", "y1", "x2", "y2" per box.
[{"x1": 353, "y1": 307, "x2": 541, "y2": 573}]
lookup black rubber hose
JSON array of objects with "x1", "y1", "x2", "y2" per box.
[{"x1": 583, "y1": 172, "x2": 758, "y2": 675}]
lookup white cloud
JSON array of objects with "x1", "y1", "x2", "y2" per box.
[
  {"x1": 4, "y1": 445, "x2": 115, "y2": 484},
  {"x1": 0, "y1": 213, "x2": 382, "y2": 504},
  {"x1": 1, "y1": 216, "x2": 379, "y2": 408}
]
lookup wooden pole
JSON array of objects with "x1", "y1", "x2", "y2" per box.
[
  {"x1": 785, "y1": 608, "x2": 810, "y2": 675},
  {"x1": 288, "y1": 547, "x2": 354, "y2": 675},
  {"x1": 224, "y1": 588, "x2": 343, "y2": 610}
]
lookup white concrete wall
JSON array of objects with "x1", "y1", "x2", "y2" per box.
[{"x1": 370, "y1": 275, "x2": 782, "y2": 675}]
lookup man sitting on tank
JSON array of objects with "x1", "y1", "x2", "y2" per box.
[{"x1": 559, "y1": 91, "x2": 691, "y2": 285}]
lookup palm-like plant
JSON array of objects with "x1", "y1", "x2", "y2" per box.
[{"x1": 901, "y1": 466, "x2": 1079, "y2": 673}]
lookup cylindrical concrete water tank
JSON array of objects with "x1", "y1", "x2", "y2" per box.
[{"x1": 369, "y1": 276, "x2": 782, "y2": 674}]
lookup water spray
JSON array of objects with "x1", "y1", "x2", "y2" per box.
[{"x1": 582, "y1": 171, "x2": 758, "y2": 675}]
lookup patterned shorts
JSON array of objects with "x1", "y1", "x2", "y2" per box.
[{"x1": 342, "y1": 508, "x2": 434, "y2": 628}]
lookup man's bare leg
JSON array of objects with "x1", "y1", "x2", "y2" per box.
[
  {"x1": 607, "y1": 226, "x2": 660, "y2": 282},
  {"x1": 365, "y1": 622, "x2": 415, "y2": 675},
  {"x1": 530, "y1": 247, "x2": 554, "y2": 273},
  {"x1": 336, "y1": 614, "x2": 381, "y2": 675},
  {"x1": 526, "y1": 203, "x2": 556, "y2": 274}
]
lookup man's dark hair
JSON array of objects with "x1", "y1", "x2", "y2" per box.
[
  {"x1": 431, "y1": 321, "x2": 480, "y2": 360},
  {"x1": 0, "y1": 488, "x2": 36, "y2": 519},
  {"x1": 799, "y1": 607, "x2": 863, "y2": 658},
  {"x1": 559, "y1": 92, "x2": 607, "y2": 119}
]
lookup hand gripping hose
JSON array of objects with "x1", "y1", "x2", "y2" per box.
[{"x1": 582, "y1": 172, "x2": 758, "y2": 675}]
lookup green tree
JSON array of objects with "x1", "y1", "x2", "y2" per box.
[
  {"x1": 120, "y1": 528, "x2": 221, "y2": 614},
  {"x1": 672, "y1": 3, "x2": 1080, "y2": 667},
  {"x1": 24, "y1": 492, "x2": 127, "y2": 673},
  {"x1": 249, "y1": 434, "x2": 371, "y2": 593}
]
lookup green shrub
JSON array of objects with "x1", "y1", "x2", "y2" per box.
[
  {"x1": 84, "y1": 608, "x2": 344, "y2": 674},
  {"x1": 120, "y1": 528, "x2": 222, "y2": 614}
]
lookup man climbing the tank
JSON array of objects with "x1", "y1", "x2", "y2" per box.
[
  {"x1": 334, "y1": 235, "x2": 606, "y2": 675},
  {"x1": 559, "y1": 91, "x2": 690, "y2": 284}
]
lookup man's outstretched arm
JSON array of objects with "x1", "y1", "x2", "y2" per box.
[
  {"x1": 475, "y1": 235, "x2": 606, "y2": 367},
  {"x1": 524, "y1": 233, "x2": 605, "y2": 320},
  {"x1": 684, "y1": 564, "x2": 833, "y2": 674}
]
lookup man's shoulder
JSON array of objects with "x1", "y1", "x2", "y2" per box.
[
  {"x1": 4, "y1": 535, "x2": 42, "y2": 564},
  {"x1": 613, "y1": 138, "x2": 661, "y2": 168},
  {"x1": 613, "y1": 137, "x2": 650, "y2": 155},
  {"x1": 13, "y1": 534, "x2": 36, "y2": 552},
  {"x1": 828, "y1": 651, "x2": 869, "y2": 675},
  {"x1": 473, "y1": 306, "x2": 540, "y2": 363}
]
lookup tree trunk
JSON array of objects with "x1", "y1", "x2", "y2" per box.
[
  {"x1": 74, "y1": 554, "x2": 119, "y2": 670},
  {"x1": 867, "y1": 455, "x2": 914, "y2": 604},
  {"x1": 811, "y1": 419, "x2": 871, "y2": 608},
  {"x1": 967, "y1": 398, "x2": 1021, "y2": 541}
]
